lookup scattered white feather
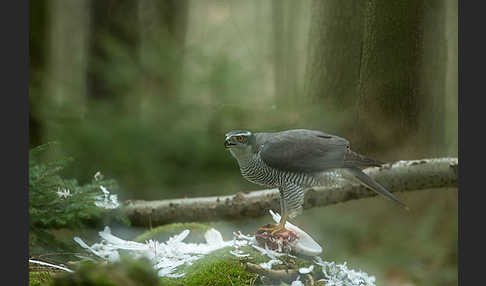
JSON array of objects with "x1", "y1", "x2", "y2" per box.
[
  {"x1": 230, "y1": 249, "x2": 250, "y2": 257},
  {"x1": 74, "y1": 227, "x2": 234, "y2": 277},
  {"x1": 314, "y1": 257, "x2": 376, "y2": 286},
  {"x1": 168, "y1": 229, "x2": 190, "y2": 243},
  {"x1": 233, "y1": 231, "x2": 255, "y2": 242},
  {"x1": 29, "y1": 259, "x2": 73, "y2": 273},
  {"x1": 251, "y1": 244, "x2": 285, "y2": 259},
  {"x1": 74, "y1": 236, "x2": 120, "y2": 262},
  {"x1": 72, "y1": 211, "x2": 376, "y2": 284},
  {"x1": 98, "y1": 226, "x2": 147, "y2": 251},
  {"x1": 94, "y1": 185, "x2": 120, "y2": 209},
  {"x1": 166, "y1": 272, "x2": 186, "y2": 278},
  {"x1": 205, "y1": 228, "x2": 224, "y2": 246},
  {"x1": 56, "y1": 188, "x2": 71, "y2": 199},
  {"x1": 259, "y1": 259, "x2": 282, "y2": 270},
  {"x1": 232, "y1": 231, "x2": 256, "y2": 249},
  {"x1": 94, "y1": 171, "x2": 103, "y2": 181},
  {"x1": 299, "y1": 264, "x2": 314, "y2": 274},
  {"x1": 290, "y1": 275, "x2": 304, "y2": 286},
  {"x1": 73, "y1": 237, "x2": 103, "y2": 257},
  {"x1": 99, "y1": 185, "x2": 110, "y2": 195}
]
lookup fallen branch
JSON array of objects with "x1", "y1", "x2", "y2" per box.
[{"x1": 124, "y1": 157, "x2": 458, "y2": 227}]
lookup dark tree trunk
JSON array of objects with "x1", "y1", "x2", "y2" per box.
[
  {"x1": 86, "y1": 0, "x2": 189, "y2": 104},
  {"x1": 305, "y1": 0, "x2": 452, "y2": 157},
  {"x1": 87, "y1": 0, "x2": 140, "y2": 100},
  {"x1": 29, "y1": 0, "x2": 48, "y2": 147},
  {"x1": 355, "y1": 0, "x2": 424, "y2": 153},
  {"x1": 305, "y1": 0, "x2": 365, "y2": 109},
  {"x1": 137, "y1": 0, "x2": 189, "y2": 104},
  {"x1": 30, "y1": 0, "x2": 90, "y2": 145}
]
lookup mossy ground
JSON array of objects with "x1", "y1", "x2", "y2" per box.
[
  {"x1": 157, "y1": 245, "x2": 324, "y2": 285},
  {"x1": 133, "y1": 222, "x2": 213, "y2": 243},
  {"x1": 30, "y1": 222, "x2": 326, "y2": 286},
  {"x1": 136, "y1": 223, "x2": 323, "y2": 284},
  {"x1": 29, "y1": 271, "x2": 55, "y2": 286}
]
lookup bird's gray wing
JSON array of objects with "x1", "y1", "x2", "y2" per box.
[{"x1": 259, "y1": 129, "x2": 349, "y2": 173}]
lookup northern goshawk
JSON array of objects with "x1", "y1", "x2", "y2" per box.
[{"x1": 224, "y1": 129, "x2": 406, "y2": 233}]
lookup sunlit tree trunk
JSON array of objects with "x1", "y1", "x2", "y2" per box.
[
  {"x1": 418, "y1": 0, "x2": 451, "y2": 157},
  {"x1": 305, "y1": 0, "x2": 365, "y2": 109},
  {"x1": 444, "y1": 0, "x2": 458, "y2": 156},
  {"x1": 272, "y1": 0, "x2": 296, "y2": 107},
  {"x1": 272, "y1": 0, "x2": 309, "y2": 108},
  {"x1": 44, "y1": 0, "x2": 89, "y2": 141}
]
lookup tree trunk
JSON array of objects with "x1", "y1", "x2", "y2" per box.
[
  {"x1": 444, "y1": 0, "x2": 458, "y2": 156},
  {"x1": 137, "y1": 0, "x2": 189, "y2": 119},
  {"x1": 305, "y1": 0, "x2": 454, "y2": 158},
  {"x1": 418, "y1": 0, "x2": 449, "y2": 157},
  {"x1": 43, "y1": 0, "x2": 89, "y2": 143},
  {"x1": 304, "y1": 0, "x2": 365, "y2": 109},
  {"x1": 356, "y1": 1, "x2": 424, "y2": 152},
  {"x1": 272, "y1": 0, "x2": 312, "y2": 110},
  {"x1": 86, "y1": 0, "x2": 140, "y2": 100},
  {"x1": 86, "y1": 0, "x2": 189, "y2": 110},
  {"x1": 29, "y1": 0, "x2": 48, "y2": 147},
  {"x1": 272, "y1": 0, "x2": 298, "y2": 108}
]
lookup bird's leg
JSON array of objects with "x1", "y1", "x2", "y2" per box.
[
  {"x1": 258, "y1": 188, "x2": 291, "y2": 234},
  {"x1": 272, "y1": 211, "x2": 289, "y2": 235}
]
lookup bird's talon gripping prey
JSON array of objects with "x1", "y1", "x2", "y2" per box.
[
  {"x1": 258, "y1": 212, "x2": 289, "y2": 235},
  {"x1": 257, "y1": 224, "x2": 280, "y2": 233},
  {"x1": 224, "y1": 129, "x2": 407, "y2": 245}
]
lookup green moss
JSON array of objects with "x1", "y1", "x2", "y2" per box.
[
  {"x1": 29, "y1": 271, "x2": 55, "y2": 286},
  {"x1": 45, "y1": 247, "x2": 324, "y2": 286},
  {"x1": 134, "y1": 222, "x2": 212, "y2": 243},
  {"x1": 159, "y1": 245, "x2": 323, "y2": 285},
  {"x1": 159, "y1": 247, "x2": 258, "y2": 286},
  {"x1": 45, "y1": 222, "x2": 324, "y2": 286},
  {"x1": 187, "y1": 260, "x2": 257, "y2": 286}
]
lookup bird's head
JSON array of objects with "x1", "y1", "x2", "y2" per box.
[{"x1": 224, "y1": 130, "x2": 254, "y2": 151}]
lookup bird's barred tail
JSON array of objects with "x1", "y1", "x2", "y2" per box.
[{"x1": 346, "y1": 167, "x2": 408, "y2": 210}]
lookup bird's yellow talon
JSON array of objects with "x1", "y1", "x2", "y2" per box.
[
  {"x1": 258, "y1": 224, "x2": 285, "y2": 235},
  {"x1": 258, "y1": 212, "x2": 289, "y2": 235}
]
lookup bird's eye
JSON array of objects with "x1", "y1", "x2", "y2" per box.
[{"x1": 236, "y1": 136, "x2": 244, "y2": 142}]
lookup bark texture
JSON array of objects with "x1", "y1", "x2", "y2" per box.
[
  {"x1": 304, "y1": 0, "x2": 455, "y2": 157},
  {"x1": 356, "y1": 0, "x2": 425, "y2": 152},
  {"x1": 305, "y1": 0, "x2": 365, "y2": 108},
  {"x1": 124, "y1": 158, "x2": 458, "y2": 227}
]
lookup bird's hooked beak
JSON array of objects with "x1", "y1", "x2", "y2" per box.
[{"x1": 224, "y1": 136, "x2": 236, "y2": 149}]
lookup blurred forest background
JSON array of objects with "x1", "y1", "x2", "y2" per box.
[{"x1": 29, "y1": 0, "x2": 457, "y2": 285}]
